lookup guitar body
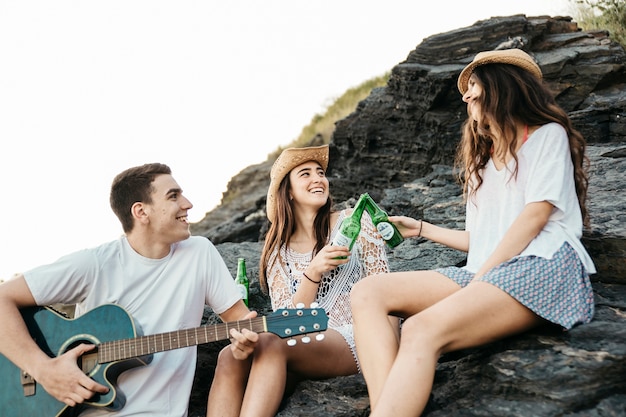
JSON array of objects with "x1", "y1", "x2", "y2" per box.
[{"x1": 0, "y1": 304, "x2": 152, "y2": 417}]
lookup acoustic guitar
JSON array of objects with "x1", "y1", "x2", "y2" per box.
[{"x1": 0, "y1": 303, "x2": 328, "y2": 416}]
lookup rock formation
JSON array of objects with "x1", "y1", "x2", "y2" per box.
[{"x1": 188, "y1": 14, "x2": 626, "y2": 417}]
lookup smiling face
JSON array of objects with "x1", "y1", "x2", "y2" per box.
[
  {"x1": 462, "y1": 73, "x2": 484, "y2": 122},
  {"x1": 288, "y1": 160, "x2": 329, "y2": 214},
  {"x1": 141, "y1": 174, "x2": 194, "y2": 245}
]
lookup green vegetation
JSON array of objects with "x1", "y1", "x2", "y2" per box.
[
  {"x1": 270, "y1": 2, "x2": 626, "y2": 161},
  {"x1": 570, "y1": 0, "x2": 626, "y2": 47},
  {"x1": 268, "y1": 73, "x2": 390, "y2": 159}
]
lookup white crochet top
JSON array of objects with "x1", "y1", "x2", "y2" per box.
[{"x1": 266, "y1": 210, "x2": 390, "y2": 367}]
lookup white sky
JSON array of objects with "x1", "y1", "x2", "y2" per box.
[{"x1": 0, "y1": 0, "x2": 571, "y2": 279}]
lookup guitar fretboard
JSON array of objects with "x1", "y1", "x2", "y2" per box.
[{"x1": 98, "y1": 316, "x2": 268, "y2": 363}]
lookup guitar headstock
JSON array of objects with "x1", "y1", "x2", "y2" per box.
[{"x1": 266, "y1": 305, "x2": 328, "y2": 345}]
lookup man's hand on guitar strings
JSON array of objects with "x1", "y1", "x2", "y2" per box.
[{"x1": 228, "y1": 310, "x2": 259, "y2": 360}]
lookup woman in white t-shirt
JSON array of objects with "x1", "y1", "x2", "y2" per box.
[{"x1": 350, "y1": 48, "x2": 596, "y2": 417}]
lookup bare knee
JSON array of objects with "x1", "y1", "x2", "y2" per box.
[
  {"x1": 399, "y1": 314, "x2": 447, "y2": 357},
  {"x1": 215, "y1": 345, "x2": 247, "y2": 375},
  {"x1": 351, "y1": 276, "x2": 381, "y2": 312},
  {"x1": 252, "y1": 332, "x2": 291, "y2": 359}
]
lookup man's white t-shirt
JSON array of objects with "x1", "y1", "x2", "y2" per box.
[
  {"x1": 465, "y1": 122, "x2": 596, "y2": 274},
  {"x1": 24, "y1": 235, "x2": 242, "y2": 416}
]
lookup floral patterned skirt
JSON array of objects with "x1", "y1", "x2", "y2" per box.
[{"x1": 436, "y1": 242, "x2": 595, "y2": 329}]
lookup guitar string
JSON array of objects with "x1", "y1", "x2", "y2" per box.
[{"x1": 98, "y1": 311, "x2": 324, "y2": 362}]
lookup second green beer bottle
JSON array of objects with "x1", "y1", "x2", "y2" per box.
[{"x1": 364, "y1": 193, "x2": 404, "y2": 248}]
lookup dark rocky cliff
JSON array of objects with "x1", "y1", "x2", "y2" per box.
[{"x1": 188, "y1": 15, "x2": 626, "y2": 417}]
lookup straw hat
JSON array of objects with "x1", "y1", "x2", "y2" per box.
[
  {"x1": 266, "y1": 145, "x2": 329, "y2": 223},
  {"x1": 457, "y1": 48, "x2": 542, "y2": 95}
]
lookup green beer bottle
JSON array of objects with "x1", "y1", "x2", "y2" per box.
[
  {"x1": 331, "y1": 193, "x2": 368, "y2": 253},
  {"x1": 235, "y1": 257, "x2": 249, "y2": 306},
  {"x1": 364, "y1": 193, "x2": 404, "y2": 248}
]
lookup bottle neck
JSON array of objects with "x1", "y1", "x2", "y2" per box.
[
  {"x1": 237, "y1": 260, "x2": 247, "y2": 278},
  {"x1": 352, "y1": 194, "x2": 368, "y2": 217},
  {"x1": 363, "y1": 194, "x2": 382, "y2": 217}
]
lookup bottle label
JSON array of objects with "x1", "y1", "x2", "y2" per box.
[
  {"x1": 332, "y1": 232, "x2": 352, "y2": 248},
  {"x1": 376, "y1": 222, "x2": 395, "y2": 241},
  {"x1": 236, "y1": 284, "x2": 248, "y2": 300}
]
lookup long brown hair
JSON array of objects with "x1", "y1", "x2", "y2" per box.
[
  {"x1": 454, "y1": 64, "x2": 590, "y2": 227},
  {"x1": 259, "y1": 174, "x2": 333, "y2": 293}
]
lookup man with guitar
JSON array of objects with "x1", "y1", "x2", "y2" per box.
[{"x1": 0, "y1": 163, "x2": 260, "y2": 416}]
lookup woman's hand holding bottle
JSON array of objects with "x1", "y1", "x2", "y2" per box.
[{"x1": 388, "y1": 216, "x2": 423, "y2": 238}]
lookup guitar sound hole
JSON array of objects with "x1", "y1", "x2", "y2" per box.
[
  {"x1": 80, "y1": 351, "x2": 99, "y2": 376},
  {"x1": 68, "y1": 340, "x2": 99, "y2": 376}
]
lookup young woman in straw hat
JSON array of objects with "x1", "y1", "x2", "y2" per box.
[
  {"x1": 350, "y1": 48, "x2": 596, "y2": 416},
  {"x1": 207, "y1": 145, "x2": 395, "y2": 417}
]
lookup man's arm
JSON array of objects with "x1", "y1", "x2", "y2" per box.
[{"x1": 0, "y1": 275, "x2": 109, "y2": 407}]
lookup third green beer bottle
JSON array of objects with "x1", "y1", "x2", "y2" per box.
[
  {"x1": 235, "y1": 257, "x2": 249, "y2": 306},
  {"x1": 331, "y1": 193, "x2": 368, "y2": 254},
  {"x1": 364, "y1": 193, "x2": 404, "y2": 248}
]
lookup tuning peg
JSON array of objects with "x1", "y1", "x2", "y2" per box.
[
  {"x1": 287, "y1": 339, "x2": 297, "y2": 347},
  {"x1": 295, "y1": 302, "x2": 305, "y2": 309},
  {"x1": 310, "y1": 302, "x2": 319, "y2": 308},
  {"x1": 315, "y1": 333, "x2": 325, "y2": 341},
  {"x1": 301, "y1": 336, "x2": 311, "y2": 344}
]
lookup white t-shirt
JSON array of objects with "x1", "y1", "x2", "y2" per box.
[
  {"x1": 24, "y1": 235, "x2": 241, "y2": 417},
  {"x1": 465, "y1": 122, "x2": 596, "y2": 274}
]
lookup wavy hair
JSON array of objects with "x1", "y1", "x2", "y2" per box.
[{"x1": 454, "y1": 63, "x2": 590, "y2": 227}]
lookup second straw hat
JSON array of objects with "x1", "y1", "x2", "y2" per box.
[{"x1": 457, "y1": 48, "x2": 542, "y2": 94}]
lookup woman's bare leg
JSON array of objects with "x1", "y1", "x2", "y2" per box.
[
  {"x1": 225, "y1": 329, "x2": 358, "y2": 417},
  {"x1": 351, "y1": 270, "x2": 461, "y2": 408},
  {"x1": 369, "y1": 281, "x2": 544, "y2": 417},
  {"x1": 206, "y1": 345, "x2": 252, "y2": 417}
]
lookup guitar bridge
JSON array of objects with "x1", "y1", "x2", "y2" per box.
[{"x1": 20, "y1": 370, "x2": 36, "y2": 396}]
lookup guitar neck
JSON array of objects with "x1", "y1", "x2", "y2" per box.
[{"x1": 97, "y1": 316, "x2": 267, "y2": 363}]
